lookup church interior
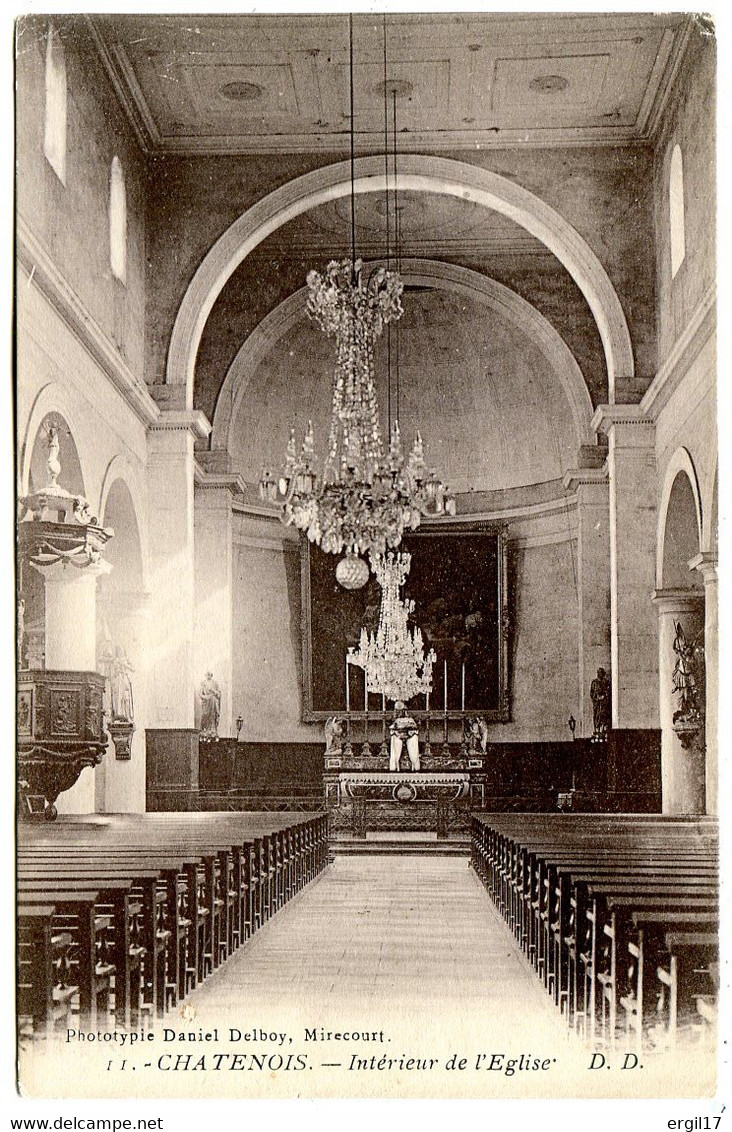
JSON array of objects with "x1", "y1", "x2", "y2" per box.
[{"x1": 15, "y1": 12, "x2": 719, "y2": 1097}]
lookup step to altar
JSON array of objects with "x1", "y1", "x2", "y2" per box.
[{"x1": 331, "y1": 830, "x2": 470, "y2": 856}]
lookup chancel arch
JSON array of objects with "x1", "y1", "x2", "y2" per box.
[{"x1": 167, "y1": 154, "x2": 634, "y2": 408}]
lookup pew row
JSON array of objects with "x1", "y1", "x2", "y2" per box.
[
  {"x1": 470, "y1": 813, "x2": 718, "y2": 1052},
  {"x1": 17, "y1": 811, "x2": 328, "y2": 1038}
]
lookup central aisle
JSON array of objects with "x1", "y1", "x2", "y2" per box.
[{"x1": 186, "y1": 855, "x2": 572, "y2": 1052}]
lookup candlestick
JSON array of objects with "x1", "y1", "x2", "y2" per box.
[
  {"x1": 345, "y1": 656, "x2": 350, "y2": 714},
  {"x1": 443, "y1": 659, "x2": 448, "y2": 714},
  {"x1": 461, "y1": 662, "x2": 466, "y2": 712}
]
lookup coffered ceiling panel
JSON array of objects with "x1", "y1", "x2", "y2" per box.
[{"x1": 89, "y1": 12, "x2": 691, "y2": 154}]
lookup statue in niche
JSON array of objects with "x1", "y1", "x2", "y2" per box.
[
  {"x1": 672, "y1": 622, "x2": 704, "y2": 727},
  {"x1": 389, "y1": 702, "x2": 420, "y2": 772},
  {"x1": 110, "y1": 646, "x2": 134, "y2": 722},
  {"x1": 324, "y1": 716, "x2": 344, "y2": 755},
  {"x1": 590, "y1": 667, "x2": 611, "y2": 742},
  {"x1": 465, "y1": 716, "x2": 489, "y2": 754},
  {"x1": 200, "y1": 671, "x2": 222, "y2": 739}
]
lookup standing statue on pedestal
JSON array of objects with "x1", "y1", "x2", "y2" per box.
[
  {"x1": 671, "y1": 621, "x2": 703, "y2": 726},
  {"x1": 111, "y1": 645, "x2": 134, "y2": 721},
  {"x1": 465, "y1": 716, "x2": 489, "y2": 754},
  {"x1": 200, "y1": 671, "x2": 222, "y2": 739},
  {"x1": 590, "y1": 667, "x2": 611, "y2": 742},
  {"x1": 389, "y1": 702, "x2": 420, "y2": 771},
  {"x1": 324, "y1": 716, "x2": 344, "y2": 756}
]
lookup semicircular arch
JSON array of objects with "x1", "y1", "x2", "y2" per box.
[
  {"x1": 212, "y1": 258, "x2": 595, "y2": 457},
  {"x1": 20, "y1": 382, "x2": 90, "y2": 498},
  {"x1": 656, "y1": 447, "x2": 703, "y2": 588},
  {"x1": 168, "y1": 154, "x2": 633, "y2": 407}
]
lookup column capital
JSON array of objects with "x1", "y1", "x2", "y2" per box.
[
  {"x1": 194, "y1": 466, "x2": 248, "y2": 502},
  {"x1": 651, "y1": 587, "x2": 705, "y2": 616},
  {"x1": 562, "y1": 467, "x2": 608, "y2": 493},
  {"x1": 34, "y1": 556, "x2": 113, "y2": 584},
  {"x1": 148, "y1": 408, "x2": 212, "y2": 442},
  {"x1": 689, "y1": 550, "x2": 718, "y2": 584},
  {"x1": 591, "y1": 404, "x2": 655, "y2": 446}
]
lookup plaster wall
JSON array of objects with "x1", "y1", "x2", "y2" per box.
[
  {"x1": 653, "y1": 29, "x2": 715, "y2": 367},
  {"x1": 230, "y1": 510, "x2": 582, "y2": 746},
  {"x1": 146, "y1": 145, "x2": 656, "y2": 399},
  {"x1": 17, "y1": 271, "x2": 151, "y2": 813},
  {"x1": 654, "y1": 335, "x2": 716, "y2": 541},
  {"x1": 16, "y1": 16, "x2": 147, "y2": 378}
]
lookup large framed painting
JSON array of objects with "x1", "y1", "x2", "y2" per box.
[{"x1": 301, "y1": 523, "x2": 509, "y2": 721}]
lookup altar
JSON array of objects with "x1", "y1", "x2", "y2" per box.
[{"x1": 327, "y1": 770, "x2": 474, "y2": 838}]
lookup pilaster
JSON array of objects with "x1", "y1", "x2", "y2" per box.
[
  {"x1": 563, "y1": 466, "x2": 611, "y2": 736},
  {"x1": 146, "y1": 407, "x2": 211, "y2": 727},
  {"x1": 593, "y1": 406, "x2": 658, "y2": 730},
  {"x1": 194, "y1": 470, "x2": 247, "y2": 737}
]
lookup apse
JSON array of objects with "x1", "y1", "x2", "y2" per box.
[{"x1": 228, "y1": 284, "x2": 580, "y2": 495}]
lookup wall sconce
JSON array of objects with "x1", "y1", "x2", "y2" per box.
[
  {"x1": 236, "y1": 714, "x2": 243, "y2": 740},
  {"x1": 567, "y1": 714, "x2": 577, "y2": 741}
]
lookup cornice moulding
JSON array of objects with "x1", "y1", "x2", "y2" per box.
[
  {"x1": 591, "y1": 404, "x2": 654, "y2": 436},
  {"x1": 148, "y1": 410, "x2": 211, "y2": 440},
  {"x1": 16, "y1": 217, "x2": 160, "y2": 428}
]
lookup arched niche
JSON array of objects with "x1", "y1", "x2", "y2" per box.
[
  {"x1": 211, "y1": 258, "x2": 595, "y2": 470},
  {"x1": 166, "y1": 154, "x2": 634, "y2": 407},
  {"x1": 657, "y1": 450, "x2": 703, "y2": 591}
]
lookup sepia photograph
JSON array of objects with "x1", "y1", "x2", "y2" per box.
[{"x1": 11, "y1": 4, "x2": 723, "y2": 1117}]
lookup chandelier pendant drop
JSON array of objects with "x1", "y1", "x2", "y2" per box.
[
  {"x1": 348, "y1": 551, "x2": 435, "y2": 703},
  {"x1": 258, "y1": 16, "x2": 454, "y2": 588},
  {"x1": 259, "y1": 259, "x2": 454, "y2": 588}
]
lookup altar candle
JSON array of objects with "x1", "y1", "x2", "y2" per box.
[
  {"x1": 444, "y1": 659, "x2": 448, "y2": 713},
  {"x1": 364, "y1": 669, "x2": 368, "y2": 713},
  {"x1": 461, "y1": 662, "x2": 466, "y2": 711},
  {"x1": 345, "y1": 656, "x2": 350, "y2": 713},
  {"x1": 426, "y1": 689, "x2": 430, "y2": 716}
]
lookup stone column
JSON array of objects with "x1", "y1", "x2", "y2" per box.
[
  {"x1": 193, "y1": 474, "x2": 246, "y2": 738},
  {"x1": 563, "y1": 467, "x2": 611, "y2": 737},
  {"x1": 652, "y1": 589, "x2": 705, "y2": 814},
  {"x1": 690, "y1": 551, "x2": 718, "y2": 815},
  {"x1": 33, "y1": 557, "x2": 112, "y2": 812},
  {"x1": 96, "y1": 589, "x2": 151, "y2": 813},
  {"x1": 146, "y1": 406, "x2": 211, "y2": 797},
  {"x1": 593, "y1": 407, "x2": 658, "y2": 729}
]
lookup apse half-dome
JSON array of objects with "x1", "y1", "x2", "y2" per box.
[{"x1": 229, "y1": 284, "x2": 582, "y2": 494}]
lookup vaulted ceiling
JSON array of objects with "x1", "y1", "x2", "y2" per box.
[{"x1": 91, "y1": 12, "x2": 691, "y2": 155}]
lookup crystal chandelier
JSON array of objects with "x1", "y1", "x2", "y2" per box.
[
  {"x1": 258, "y1": 17, "x2": 454, "y2": 589},
  {"x1": 348, "y1": 551, "x2": 435, "y2": 703},
  {"x1": 259, "y1": 259, "x2": 454, "y2": 587}
]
